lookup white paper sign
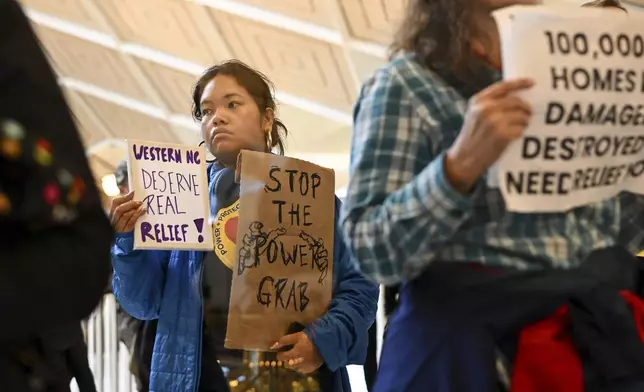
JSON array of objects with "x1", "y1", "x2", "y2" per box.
[
  {"x1": 127, "y1": 139, "x2": 213, "y2": 250},
  {"x1": 491, "y1": 5, "x2": 644, "y2": 212}
]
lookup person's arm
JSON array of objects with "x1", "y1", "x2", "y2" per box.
[
  {"x1": 341, "y1": 68, "x2": 479, "y2": 285},
  {"x1": 304, "y1": 198, "x2": 379, "y2": 372},
  {"x1": 618, "y1": 192, "x2": 644, "y2": 254},
  {"x1": 111, "y1": 232, "x2": 170, "y2": 320}
]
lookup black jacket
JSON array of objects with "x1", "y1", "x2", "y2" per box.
[{"x1": 0, "y1": 0, "x2": 113, "y2": 389}]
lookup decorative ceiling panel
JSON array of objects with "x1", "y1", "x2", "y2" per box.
[
  {"x1": 19, "y1": 0, "x2": 107, "y2": 32},
  {"x1": 136, "y1": 59, "x2": 198, "y2": 116},
  {"x1": 77, "y1": 93, "x2": 178, "y2": 143},
  {"x1": 335, "y1": 171, "x2": 348, "y2": 191},
  {"x1": 32, "y1": 25, "x2": 151, "y2": 102},
  {"x1": 276, "y1": 105, "x2": 348, "y2": 152},
  {"x1": 95, "y1": 0, "x2": 220, "y2": 66},
  {"x1": 72, "y1": 120, "x2": 98, "y2": 148},
  {"x1": 61, "y1": 89, "x2": 106, "y2": 148},
  {"x1": 209, "y1": 12, "x2": 356, "y2": 111},
  {"x1": 93, "y1": 144, "x2": 128, "y2": 169},
  {"x1": 18, "y1": 0, "x2": 372, "y2": 192},
  {"x1": 338, "y1": 0, "x2": 405, "y2": 45},
  {"x1": 171, "y1": 125, "x2": 203, "y2": 148},
  {"x1": 348, "y1": 50, "x2": 387, "y2": 82},
  {"x1": 233, "y1": 0, "x2": 334, "y2": 27},
  {"x1": 88, "y1": 155, "x2": 113, "y2": 180}
]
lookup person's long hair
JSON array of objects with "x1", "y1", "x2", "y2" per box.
[
  {"x1": 389, "y1": 0, "x2": 483, "y2": 83},
  {"x1": 582, "y1": 0, "x2": 627, "y2": 11}
]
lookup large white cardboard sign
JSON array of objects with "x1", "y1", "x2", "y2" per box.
[
  {"x1": 490, "y1": 5, "x2": 644, "y2": 212},
  {"x1": 127, "y1": 139, "x2": 213, "y2": 250}
]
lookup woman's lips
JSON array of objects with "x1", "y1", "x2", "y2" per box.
[{"x1": 210, "y1": 128, "x2": 232, "y2": 143}]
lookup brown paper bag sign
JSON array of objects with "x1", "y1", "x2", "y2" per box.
[{"x1": 225, "y1": 150, "x2": 335, "y2": 351}]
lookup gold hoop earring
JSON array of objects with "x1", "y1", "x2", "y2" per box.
[{"x1": 266, "y1": 129, "x2": 272, "y2": 151}]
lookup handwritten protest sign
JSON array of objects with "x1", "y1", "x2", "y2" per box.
[
  {"x1": 127, "y1": 139, "x2": 212, "y2": 250},
  {"x1": 490, "y1": 5, "x2": 644, "y2": 212},
  {"x1": 225, "y1": 151, "x2": 335, "y2": 351}
]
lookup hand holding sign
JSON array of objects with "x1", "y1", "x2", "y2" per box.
[
  {"x1": 272, "y1": 332, "x2": 323, "y2": 374},
  {"x1": 446, "y1": 78, "x2": 534, "y2": 192},
  {"x1": 492, "y1": 5, "x2": 644, "y2": 212},
  {"x1": 109, "y1": 191, "x2": 146, "y2": 233}
]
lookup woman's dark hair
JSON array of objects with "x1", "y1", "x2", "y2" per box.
[
  {"x1": 191, "y1": 59, "x2": 288, "y2": 155},
  {"x1": 389, "y1": 0, "x2": 481, "y2": 83}
]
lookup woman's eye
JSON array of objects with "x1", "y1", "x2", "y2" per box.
[
  {"x1": 201, "y1": 108, "x2": 212, "y2": 116},
  {"x1": 228, "y1": 102, "x2": 239, "y2": 110}
]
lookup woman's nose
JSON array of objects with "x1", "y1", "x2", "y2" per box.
[{"x1": 212, "y1": 110, "x2": 227, "y2": 126}]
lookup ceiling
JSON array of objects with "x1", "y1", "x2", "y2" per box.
[
  {"x1": 19, "y1": 0, "x2": 398, "y2": 196},
  {"x1": 18, "y1": 0, "x2": 641, "y2": 197}
]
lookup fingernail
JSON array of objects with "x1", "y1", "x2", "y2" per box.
[
  {"x1": 288, "y1": 359, "x2": 294, "y2": 366},
  {"x1": 136, "y1": 201, "x2": 143, "y2": 206},
  {"x1": 294, "y1": 357, "x2": 304, "y2": 365},
  {"x1": 270, "y1": 342, "x2": 280, "y2": 350}
]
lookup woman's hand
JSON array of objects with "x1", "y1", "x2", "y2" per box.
[
  {"x1": 445, "y1": 78, "x2": 534, "y2": 193},
  {"x1": 272, "y1": 332, "x2": 323, "y2": 374},
  {"x1": 109, "y1": 191, "x2": 145, "y2": 233}
]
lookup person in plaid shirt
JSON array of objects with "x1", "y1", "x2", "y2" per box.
[{"x1": 341, "y1": 0, "x2": 644, "y2": 391}]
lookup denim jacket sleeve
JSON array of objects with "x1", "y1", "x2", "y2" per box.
[
  {"x1": 111, "y1": 231, "x2": 170, "y2": 320},
  {"x1": 304, "y1": 198, "x2": 380, "y2": 371}
]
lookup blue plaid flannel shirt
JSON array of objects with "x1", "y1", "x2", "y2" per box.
[{"x1": 340, "y1": 53, "x2": 644, "y2": 285}]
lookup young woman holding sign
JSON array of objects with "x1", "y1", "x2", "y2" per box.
[
  {"x1": 109, "y1": 60, "x2": 379, "y2": 392},
  {"x1": 341, "y1": 0, "x2": 644, "y2": 391}
]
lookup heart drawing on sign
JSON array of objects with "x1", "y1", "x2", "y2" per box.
[{"x1": 225, "y1": 216, "x2": 238, "y2": 244}]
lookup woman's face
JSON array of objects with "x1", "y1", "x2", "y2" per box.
[{"x1": 199, "y1": 74, "x2": 273, "y2": 165}]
